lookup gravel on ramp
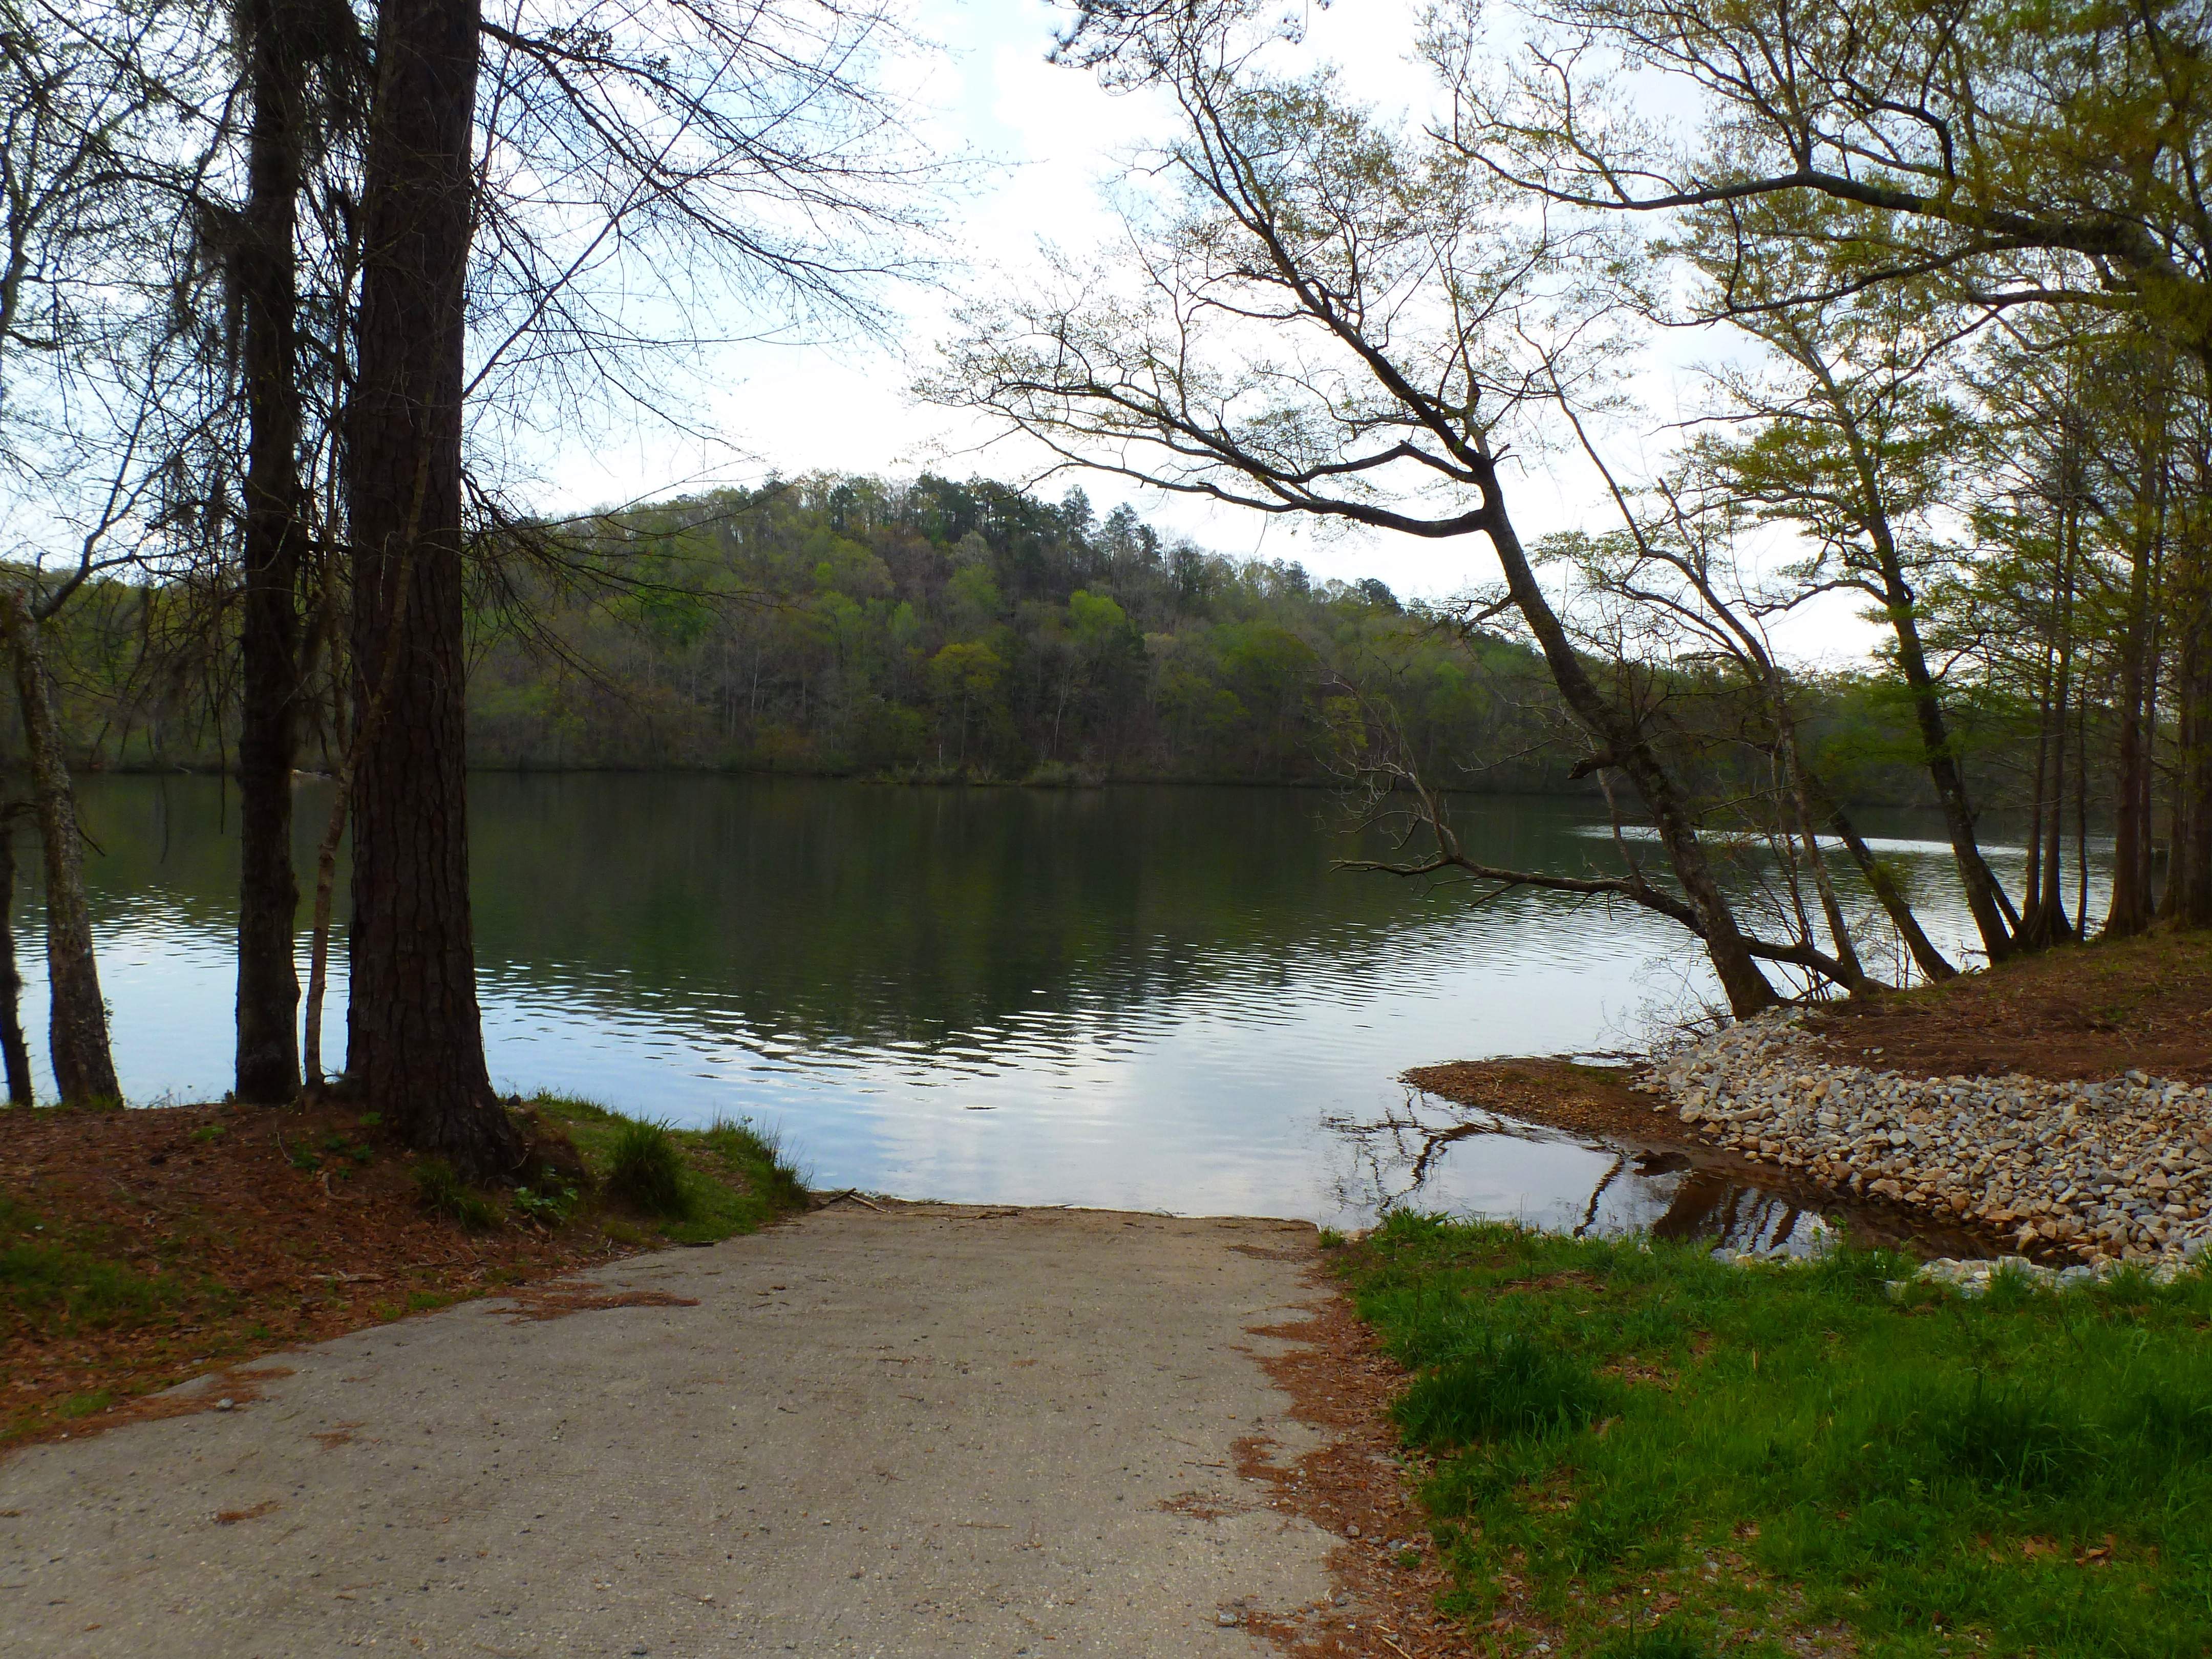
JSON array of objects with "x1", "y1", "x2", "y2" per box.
[{"x1": 0, "y1": 1204, "x2": 1343, "y2": 1658}]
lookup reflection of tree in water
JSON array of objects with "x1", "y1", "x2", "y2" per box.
[
  {"x1": 1329, "y1": 1088, "x2": 1827, "y2": 1253},
  {"x1": 71, "y1": 776, "x2": 1643, "y2": 1053},
  {"x1": 1637, "y1": 1158, "x2": 1814, "y2": 1252}
]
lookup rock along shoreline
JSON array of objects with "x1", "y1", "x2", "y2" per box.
[{"x1": 1638, "y1": 1010, "x2": 2212, "y2": 1272}]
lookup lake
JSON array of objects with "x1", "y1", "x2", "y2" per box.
[{"x1": 30, "y1": 775, "x2": 2067, "y2": 1241}]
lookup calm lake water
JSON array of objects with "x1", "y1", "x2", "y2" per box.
[{"x1": 26, "y1": 776, "x2": 2079, "y2": 1241}]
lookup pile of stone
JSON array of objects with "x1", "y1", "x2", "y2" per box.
[
  {"x1": 1910, "y1": 1253, "x2": 2193, "y2": 1294},
  {"x1": 1642, "y1": 1012, "x2": 2212, "y2": 1265}
]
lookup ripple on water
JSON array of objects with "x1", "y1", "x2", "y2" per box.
[{"x1": 28, "y1": 777, "x2": 2083, "y2": 1231}]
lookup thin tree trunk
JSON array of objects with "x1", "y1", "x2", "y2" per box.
[
  {"x1": 2140, "y1": 610, "x2": 2163, "y2": 912},
  {"x1": 2023, "y1": 488, "x2": 2082, "y2": 947},
  {"x1": 0, "y1": 811, "x2": 33, "y2": 1106},
  {"x1": 344, "y1": 0, "x2": 520, "y2": 1176},
  {"x1": 1809, "y1": 368, "x2": 2017, "y2": 959},
  {"x1": 2074, "y1": 693, "x2": 2091, "y2": 940},
  {"x1": 1782, "y1": 737, "x2": 1865, "y2": 990},
  {"x1": 0, "y1": 591, "x2": 119, "y2": 1104},
  {"x1": 2174, "y1": 554, "x2": 2212, "y2": 926},
  {"x1": 234, "y1": 0, "x2": 307, "y2": 1104},
  {"x1": 2040, "y1": 630, "x2": 2072, "y2": 941},
  {"x1": 2107, "y1": 498, "x2": 2161, "y2": 935},
  {"x1": 1479, "y1": 462, "x2": 1778, "y2": 1016},
  {"x1": 1800, "y1": 771, "x2": 1958, "y2": 982},
  {"x1": 2024, "y1": 651, "x2": 2050, "y2": 925},
  {"x1": 1886, "y1": 584, "x2": 2016, "y2": 956}
]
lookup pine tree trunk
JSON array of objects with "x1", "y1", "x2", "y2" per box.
[
  {"x1": 0, "y1": 591, "x2": 119, "y2": 1104},
  {"x1": 2074, "y1": 695, "x2": 2091, "y2": 939},
  {"x1": 2139, "y1": 612, "x2": 2163, "y2": 911},
  {"x1": 2036, "y1": 542, "x2": 2075, "y2": 942},
  {"x1": 344, "y1": 0, "x2": 520, "y2": 1177},
  {"x1": 234, "y1": 0, "x2": 306, "y2": 1104},
  {"x1": 2023, "y1": 652, "x2": 2050, "y2": 927}
]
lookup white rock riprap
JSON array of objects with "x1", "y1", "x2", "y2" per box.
[{"x1": 1640, "y1": 1011, "x2": 2212, "y2": 1265}]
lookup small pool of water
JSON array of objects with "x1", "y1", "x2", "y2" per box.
[{"x1": 1332, "y1": 1086, "x2": 1998, "y2": 1257}]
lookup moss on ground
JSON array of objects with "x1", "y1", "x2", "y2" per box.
[{"x1": 1344, "y1": 1214, "x2": 2212, "y2": 1658}]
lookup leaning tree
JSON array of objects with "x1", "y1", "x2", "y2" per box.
[{"x1": 929, "y1": 7, "x2": 1884, "y2": 1013}]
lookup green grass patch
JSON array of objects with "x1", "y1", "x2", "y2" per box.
[
  {"x1": 528, "y1": 1096, "x2": 807, "y2": 1244},
  {"x1": 55, "y1": 1388, "x2": 113, "y2": 1420},
  {"x1": 0, "y1": 1196, "x2": 184, "y2": 1336},
  {"x1": 606, "y1": 1118, "x2": 693, "y2": 1219},
  {"x1": 1345, "y1": 1214, "x2": 2212, "y2": 1657},
  {"x1": 411, "y1": 1158, "x2": 501, "y2": 1230}
]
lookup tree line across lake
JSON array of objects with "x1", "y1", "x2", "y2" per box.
[{"x1": 10, "y1": 469, "x2": 2103, "y2": 814}]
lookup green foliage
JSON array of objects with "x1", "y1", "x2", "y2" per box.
[
  {"x1": 511, "y1": 1177, "x2": 580, "y2": 1226},
  {"x1": 604, "y1": 1118, "x2": 693, "y2": 1219},
  {"x1": 411, "y1": 1159, "x2": 500, "y2": 1231},
  {"x1": 1346, "y1": 1215, "x2": 2212, "y2": 1657},
  {"x1": 441, "y1": 474, "x2": 1581, "y2": 790},
  {"x1": 529, "y1": 1095, "x2": 807, "y2": 1243}
]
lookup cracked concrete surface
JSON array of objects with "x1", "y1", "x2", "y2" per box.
[{"x1": 0, "y1": 1204, "x2": 1341, "y2": 1658}]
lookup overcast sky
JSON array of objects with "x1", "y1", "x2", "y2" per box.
[{"x1": 542, "y1": 0, "x2": 1881, "y2": 666}]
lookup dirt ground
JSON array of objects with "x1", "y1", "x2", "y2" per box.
[
  {"x1": 0, "y1": 1204, "x2": 1470, "y2": 1659},
  {"x1": 1402, "y1": 1057, "x2": 1669, "y2": 1143},
  {"x1": 1803, "y1": 929, "x2": 2212, "y2": 1083},
  {"x1": 0, "y1": 1100, "x2": 672, "y2": 1446}
]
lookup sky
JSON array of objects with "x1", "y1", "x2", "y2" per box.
[{"x1": 541, "y1": 0, "x2": 1882, "y2": 667}]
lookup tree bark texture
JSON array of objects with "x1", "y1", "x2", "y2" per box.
[
  {"x1": 2105, "y1": 501, "x2": 2161, "y2": 935},
  {"x1": 2174, "y1": 591, "x2": 2212, "y2": 928},
  {"x1": 1478, "y1": 466, "x2": 1779, "y2": 1016},
  {"x1": 1871, "y1": 552, "x2": 2018, "y2": 960},
  {"x1": 344, "y1": 0, "x2": 521, "y2": 1176},
  {"x1": 0, "y1": 591, "x2": 120, "y2": 1104},
  {"x1": 1804, "y1": 777, "x2": 1957, "y2": 982},
  {"x1": 0, "y1": 814, "x2": 34, "y2": 1107},
  {"x1": 235, "y1": 0, "x2": 308, "y2": 1104}
]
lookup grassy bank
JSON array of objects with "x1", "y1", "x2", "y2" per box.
[
  {"x1": 0, "y1": 1095, "x2": 808, "y2": 1447},
  {"x1": 1342, "y1": 1215, "x2": 2212, "y2": 1658},
  {"x1": 528, "y1": 1095, "x2": 808, "y2": 1243}
]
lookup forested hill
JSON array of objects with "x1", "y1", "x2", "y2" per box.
[{"x1": 465, "y1": 473, "x2": 1566, "y2": 786}]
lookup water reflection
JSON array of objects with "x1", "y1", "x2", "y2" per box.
[
  {"x1": 2, "y1": 776, "x2": 2089, "y2": 1231},
  {"x1": 1327, "y1": 1086, "x2": 1995, "y2": 1256}
]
